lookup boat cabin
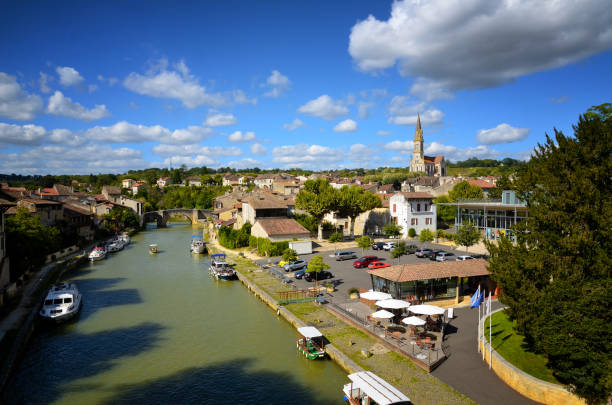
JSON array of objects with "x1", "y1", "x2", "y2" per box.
[
  {"x1": 343, "y1": 371, "x2": 411, "y2": 405},
  {"x1": 149, "y1": 244, "x2": 158, "y2": 254},
  {"x1": 296, "y1": 326, "x2": 326, "y2": 359}
]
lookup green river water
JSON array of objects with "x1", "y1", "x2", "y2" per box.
[{"x1": 4, "y1": 223, "x2": 348, "y2": 404}]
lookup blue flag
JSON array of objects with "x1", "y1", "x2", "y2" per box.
[{"x1": 470, "y1": 285, "x2": 481, "y2": 308}]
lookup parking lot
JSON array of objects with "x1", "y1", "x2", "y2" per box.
[{"x1": 254, "y1": 241, "x2": 478, "y2": 301}]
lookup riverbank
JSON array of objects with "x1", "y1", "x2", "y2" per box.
[{"x1": 206, "y1": 236, "x2": 475, "y2": 404}]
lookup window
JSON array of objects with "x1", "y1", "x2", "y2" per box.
[
  {"x1": 411, "y1": 218, "x2": 415, "y2": 225},
  {"x1": 344, "y1": 222, "x2": 348, "y2": 229},
  {"x1": 425, "y1": 204, "x2": 428, "y2": 211},
  {"x1": 393, "y1": 204, "x2": 396, "y2": 213},
  {"x1": 415, "y1": 219, "x2": 418, "y2": 225},
  {"x1": 417, "y1": 203, "x2": 420, "y2": 212}
]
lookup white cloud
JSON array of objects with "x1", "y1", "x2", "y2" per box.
[
  {"x1": 162, "y1": 155, "x2": 218, "y2": 167},
  {"x1": 263, "y1": 70, "x2": 291, "y2": 98},
  {"x1": 333, "y1": 119, "x2": 358, "y2": 133},
  {"x1": 384, "y1": 140, "x2": 414, "y2": 153},
  {"x1": 358, "y1": 101, "x2": 373, "y2": 119},
  {"x1": 123, "y1": 59, "x2": 225, "y2": 108},
  {"x1": 88, "y1": 84, "x2": 98, "y2": 93},
  {"x1": 272, "y1": 144, "x2": 342, "y2": 169},
  {"x1": 283, "y1": 118, "x2": 306, "y2": 131},
  {"x1": 387, "y1": 96, "x2": 444, "y2": 125},
  {"x1": 98, "y1": 75, "x2": 118, "y2": 86},
  {"x1": 152, "y1": 144, "x2": 242, "y2": 157},
  {"x1": 349, "y1": 143, "x2": 374, "y2": 161},
  {"x1": 388, "y1": 109, "x2": 444, "y2": 126},
  {"x1": 297, "y1": 95, "x2": 349, "y2": 121},
  {"x1": 427, "y1": 143, "x2": 499, "y2": 162},
  {"x1": 227, "y1": 130, "x2": 256, "y2": 143},
  {"x1": 349, "y1": 0, "x2": 612, "y2": 98},
  {"x1": 476, "y1": 123, "x2": 530, "y2": 145},
  {"x1": 86, "y1": 121, "x2": 170, "y2": 143},
  {"x1": 203, "y1": 110, "x2": 238, "y2": 127},
  {"x1": 233, "y1": 90, "x2": 257, "y2": 105},
  {"x1": 168, "y1": 126, "x2": 214, "y2": 144},
  {"x1": 39, "y1": 72, "x2": 52, "y2": 94},
  {"x1": 56, "y1": 66, "x2": 84, "y2": 87},
  {"x1": 377, "y1": 130, "x2": 392, "y2": 136},
  {"x1": 0, "y1": 73, "x2": 43, "y2": 120},
  {"x1": 250, "y1": 143, "x2": 267, "y2": 156},
  {"x1": 46, "y1": 91, "x2": 110, "y2": 122},
  {"x1": 0, "y1": 122, "x2": 46, "y2": 145},
  {"x1": 48, "y1": 129, "x2": 87, "y2": 146},
  {"x1": 409, "y1": 79, "x2": 453, "y2": 102},
  {"x1": 227, "y1": 158, "x2": 264, "y2": 169}
]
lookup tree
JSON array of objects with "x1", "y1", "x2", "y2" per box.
[
  {"x1": 282, "y1": 248, "x2": 297, "y2": 263},
  {"x1": 449, "y1": 180, "x2": 484, "y2": 201},
  {"x1": 391, "y1": 240, "x2": 408, "y2": 264},
  {"x1": 433, "y1": 195, "x2": 455, "y2": 223},
  {"x1": 486, "y1": 109, "x2": 612, "y2": 404},
  {"x1": 382, "y1": 223, "x2": 402, "y2": 238},
  {"x1": 336, "y1": 186, "x2": 382, "y2": 237},
  {"x1": 408, "y1": 227, "x2": 416, "y2": 238},
  {"x1": 328, "y1": 232, "x2": 342, "y2": 251},
  {"x1": 295, "y1": 179, "x2": 338, "y2": 240},
  {"x1": 454, "y1": 222, "x2": 480, "y2": 252},
  {"x1": 419, "y1": 228, "x2": 434, "y2": 243},
  {"x1": 356, "y1": 235, "x2": 372, "y2": 253},
  {"x1": 487, "y1": 174, "x2": 513, "y2": 200},
  {"x1": 306, "y1": 254, "x2": 330, "y2": 283}
]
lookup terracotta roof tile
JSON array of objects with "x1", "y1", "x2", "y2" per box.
[
  {"x1": 468, "y1": 179, "x2": 497, "y2": 189},
  {"x1": 368, "y1": 259, "x2": 489, "y2": 282},
  {"x1": 395, "y1": 192, "x2": 434, "y2": 199},
  {"x1": 255, "y1": 218, "x2": 310, "y2": 236}
]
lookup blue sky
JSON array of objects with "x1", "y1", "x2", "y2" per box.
[{"x1": 1, "y1": 0, "x2": 611, "y2": 174}]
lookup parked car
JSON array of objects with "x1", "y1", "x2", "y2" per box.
[
  {"x1": 353, "y1": 256, "x2": 378, "y2": 268},
  {"x1": 406, "y1": 244, "x2": 418, "y2": 254},
  {"x1": 429, "y1": 250, "x2": 445, "y2": 260},
  {"x1": 304, "y1": 270, "x2": 333, "y2": 282},
  {"x1": 382, "y1": 242, "x2": 396, "y2": 251},
  {"x1": 294, "y1": 269, "x2": 306, "y2": 279},
  {"x1": 456, "y1": 255, "x2": 474, "y2": 261},
  {"x1": 415, "y1": 248, "x2": 432, "y2": 258},
  {"x1": 436, "y1": 252, "x2": 455, "y2": 262},
  {"x1": 371, "y1": 241, "x2": 386, "y2": 250},
  {"x1": 279, "y1": 257, "x2": 299, "y2": 267},
  {"x1": 368, "y1": 261, "x2": 390, "y2": 269},
  {"x1": 334, "y1": 251, "x2": 357, "y2": 261},
  {"x1": 283, "y1": 259, "x2": 308, "y2": 272}
]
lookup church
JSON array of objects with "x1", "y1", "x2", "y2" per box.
[{"x1": 409, "y1": 114, "x2": 446, "y2": 176}]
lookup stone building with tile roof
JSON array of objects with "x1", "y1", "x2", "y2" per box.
[
  {"x1": 409, "y1": 114, "x2": 446, "y2": 176},
  {"x1": 251, "y1": 217, "x2": 310, "y2": 242}
]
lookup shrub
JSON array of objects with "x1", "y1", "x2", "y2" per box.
[
  {"x1": 347, "y1": 287, "x2": 359, "y2": 295},
  {"x1": 419, "y1": 228, "x2": 434, "y2": 242},
  {"x1": 328, "y1": 232, "x2": 343, "y2": 243},
  {"x1": 408, "y1": 227, "x2": 416, "y2": 238}
]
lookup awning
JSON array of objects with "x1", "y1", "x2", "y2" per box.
[
  {"x1": 375, "y1": 299, "x2": 411, "y2": 309},
  {"x1": 346, "y1": 371, "x2": 411, "y2": 405},
  {"x1": 360, "y1": 290, "x2": 393, "y2": 301},
  {"x1": 371, "y1": 310, "x2": 395, "y2": 319},
  {"x1": 409, "y1": 304, "x2": 445, "y2": 315},
  {"x1": 297, "y1": 326, "x2": 322, "y2": 338}
]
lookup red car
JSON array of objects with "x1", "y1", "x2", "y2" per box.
[
  {"x1": 368, "y1": 261, "x2": 390, "y2": 270},
  {"x1": 353, "y1": 256, "x2": 378, "y2": 268}
]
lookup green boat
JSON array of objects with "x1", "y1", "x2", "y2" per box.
[{"x1": 296, "y1": 326, "x2": 326, "y2": 359}]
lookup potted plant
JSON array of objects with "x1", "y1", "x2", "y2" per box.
[
  {"x1": 325, "y1": 282, "x2": 334, "y2": 293},
  {"x1": 348, "y1": 287, "x2": 359, "y2": 299}
]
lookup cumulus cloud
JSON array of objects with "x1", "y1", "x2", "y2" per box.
[
  {"x1": 152, "y1": 144, "x2": 242, "y2": 157},
  {"x1": 0, "y1": 73, "x2": 43, "y2": 120},
  {"x1": 348, "y1": 143, "x2": 376, "y2": 162},
  {"x1": 0, "y1": 122, "x2": 46, "y2": 145},
  {"x1": 39, "y1": 72, "x2": 52, "y2": 94},
  {"x1": 250, "y1": 143, "x2": 267, "y2": 156},
  {"x1": 167, "y1": 126, "x2": 214, "y2": 144},
  {"x1": 203, "y1": 110, "x2": 238, "y2": 127},
  {"x1": 46, "y1": 91, "x2": 110, "y2": 122},
  {"x1": 263, "y1": 70, "x2": 291, "y2": 98},
  {"x1": 161, "y1": 155, "x2": 218, "y2": 167},
  {"x1": 425, "y1": 142, "x2": 499, "y2": 162},
  {"x1": 387, "y1": 96, "x2": 444, "y2": 125},
  {"x1": 48, "y1": 128, "x2": 87, "y2": 146},
  {"x1": 297, "y1": 95, "x2": 349, "y2": 120},
  {"x1": 282, "y1": 118, "x2": 306, "y2": 131},
  {"x1": 357, "y1": 101, "x2": 373, "y2": 119},
  {"x1": 123, "y1": 59, "x2": 225, "y2": 108},
  {"x1": 98, "y1": 75, "x2": 118, "y2": 86},
  {"x1": 86, "y1": 121, "x2": 170, "y2": 143},
  {"x1": 56, "y1": 66, "x2": 84, "y2": 87},
  {"x1": 272, "y1": 144, "x2": 341, "y2": 169},
  {"x1": 227, "y1": 158, "x2": 264, "y2": 169},
  {"x1": 227, "y1": 130, "x2": 256, "y2": 143},
  {"x1": 384, "y1": 140, "x2": 414, "y2": 153},
  {"x1": 333, "y1": 119, "x2": 358, "y2": 133},
  {"x1": 349, "y1": 0, "x2": 612, "y2": 99},
  {"x1": 233, "y1": 89, "x2": 257, "y2": 105},
  {"x1": 476, "y1": 123, "x2": 529, "y2": 145}
]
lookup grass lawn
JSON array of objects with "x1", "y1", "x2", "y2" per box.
[{"x1": 485, "y1": 310, "x2": 560, "y2": 384}]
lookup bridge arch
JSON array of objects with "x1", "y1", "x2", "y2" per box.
[{"x1": 142, "y1": 208, "x2": 212, "y2": 228}]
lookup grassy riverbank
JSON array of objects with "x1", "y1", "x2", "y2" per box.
[{"x1": 208, "y1": 240, "x2": 475, "y2": 405}]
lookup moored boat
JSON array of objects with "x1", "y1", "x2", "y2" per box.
[
  {"x1": 119, "y1": 232, "x2": 130, "y2": 245},
  {"x1": 296, "y1": 326, "x2": 326, "y2": 359},
  {"x1": 106, "y1": 239, "x2": 125, "y2": 253},
  {"x1": 190, "y1": 236, "x2": 205, "y2": 254},
  {"x1": 209, "y1": 253, "x2": 237, "y2": 280},
  {"x1": 89, "y1": 246, "x2": 107, "y2": 261},
  {"x1": 39, "y1": 282, "x2": 82, "y2": 323},
  {"x1": 343, "y1": 371, "x2": 411, "y2": 405},
  {"x1": 149, "y1": 244, "x2": 158, "y2": 254}
]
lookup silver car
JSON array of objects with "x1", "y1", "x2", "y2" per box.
[
  {"x1": 436, "y1": 252, "x2": 456, "y2": 261},
  {"x1": 334, "y1": 251, "x2": 357, "y2": 261},
  {"x1": 456, "y1": 255, "x2": 474, "y2": 261},
  {"x1": 284, "y1": 259, "x2": 308, "y2": 271}
]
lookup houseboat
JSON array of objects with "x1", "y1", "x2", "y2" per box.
[
  {"x1": 209, "y1": 254, "x2": 237, "y2": 280},
  {"x1": 39, "y1": 282, "x2": 83, "y2": 323},
  {"x1": 296, "y1": 326, "x2": 326, "y2": 359},
  {"x1": 190, "y1": 236, "x2": 205, "y2": 254},
  {"x1": 343, "y1": 371, "x2": 411, "y2": 405},
  {"x1": 88, "y1": 246, "x2": 106, "y2": 261},
  {"x1": 149, "y1": 244, "x2": 158, "y2": 254}
]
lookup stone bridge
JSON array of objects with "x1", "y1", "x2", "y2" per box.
[{"x1": 142, "y1": 208, "x2": 212, "y2": 227}]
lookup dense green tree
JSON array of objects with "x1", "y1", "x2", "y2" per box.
[
  {"x1": 408, "y1": 227, "x2": 416, "y2": 238},
  {"x1": 356, "y1": 235, "x2": 372, "y2": 253},
  {"x1": 454, "y1": 222, "x2": 480, "y2": 252},
  {"x1": 487, "y1": 173, "x2": 513, "y2": 199},
  {"x1": 391, "y1": 240, "x2": 408, "y2": 264},
  {"x1": 419, "y1": 228, "x2": 434, "y2": 243},
  {"x1": 295, "y1": 179, "x2": 338, "y2": 240},
  {"x1": 486, "y1": 109, "x2": 612, "y2": 404},
  {"x1": 448, "y1": 180, "x2": 484, "y2": 201},
  {"x1": 305, "y1": 254, "x2": 330, "y2": 283},
  {"x1": 382, "y1": 223, "x2": 402, "y2": 238},
  {"x1": 281, "y1": 248, "x2": 298, "y2": 263},
  {"x1": 337, "y1": 186, "x2": 382, "y2": 237},
  {"x1": 433, "y1": 195, "x2": 455, "y2": 223}
]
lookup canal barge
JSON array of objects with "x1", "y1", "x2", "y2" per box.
[
  {"x1": 296, "y1": 326, "x2": 326, "y2": 359},
  {"x1": 209, "y1": 254, "x2": 237, "y2": 280},
  {"x1": 89, "y1": 246, "x2": 107, "y2": 261},
  {"x1": 106, "y1": 239, "x2": 125, "y2": 253},
  {"x1": 342, "y1": 371, "x2": 411, "y2": 405},
  {"x1": 39, "y1": 282, "x2": 83, "y2": 323},
  {"x1": 190, "y1": 236, "x2": 205, "y2": 254}
]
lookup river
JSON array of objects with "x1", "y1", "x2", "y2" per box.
[{"x1": 4, "y1": 223, "x2": 348, "y2": 404}]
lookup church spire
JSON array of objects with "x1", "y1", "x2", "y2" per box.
[{"x1": 414, "y1": 113, "x2": 424, "y2": 142}]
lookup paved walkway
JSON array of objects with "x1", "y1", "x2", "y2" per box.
[{"x1": 432, "y1": 302, "x2": 540, "y2": 405}]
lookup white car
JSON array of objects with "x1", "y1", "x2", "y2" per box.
[
  {"x1": 382, "y1": 242, "x2": 396, "y2": 251},
  {"x1": 456, "y1": 255, "x2": 474, "y2": 261}
]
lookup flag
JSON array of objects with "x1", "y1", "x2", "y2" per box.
[
  {"x1": 470, "y1": 285, "x2": 481, "y2": 308},
  {"x1": 486, "y1": 291, "x2": 491, "y2": 315},
  {"x1": 479, "y1": 290, "x2": 485, "y2": 307}
]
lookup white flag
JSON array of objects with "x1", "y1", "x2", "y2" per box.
[{"x1": 486, "y1": 291, "x2": 491, "y2": 315}]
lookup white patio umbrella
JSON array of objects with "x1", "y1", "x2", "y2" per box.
[
  {"x1": 402, "y1": 316, "x2": 426, "y2": 326},
  {"x1": 375, "y1": 299, "x2": 411, "y2": 309},
  {"x1": 360, "y1": 290, "x2": 392, "y2": 301},
  {"x1": 409, "y1": 304, "x2": 445, "y2": 315},
  {"x1": 370, "y1": 309, "x2": 395, "y2": 319}
]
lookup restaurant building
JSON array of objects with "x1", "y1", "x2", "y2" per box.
[{"x1": 367, "y1": 259, "x2": 491, "y2": 304}]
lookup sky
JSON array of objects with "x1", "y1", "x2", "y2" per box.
[{"x1": 1, "y1": 0, "x2": 611, "y2": 175}]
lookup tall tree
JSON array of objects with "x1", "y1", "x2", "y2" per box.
[
  {"x1": 454, "y1": 221, "x2": 480, "y2": 252},
  {"x1": 337, "y1": 186, "x2": 382, "y2": 237},
  {"x1": 356, "y1": 235, "x2": 372, "y2": 253},
  {"x1": 306, "y1": 254, "x2": 331, "y2": 283},
  {"x1": 448, "y1": 180, "x2": 484, "y2": 201},
  {"x1": 295, "y1": 179, "x2": 338, "y2": 240},
  {"x1": 486, "y1": 109, "x2": 612, "y2": 404},
  {"x1": 391, "y1": 240, "x2": 408, "y2": 264},
  {"x1": 382, "y1": 223, "x2": 402, "y2": 238},
  {"x1": 487, "y1": 174, "x2": 513, "y2": 199}
]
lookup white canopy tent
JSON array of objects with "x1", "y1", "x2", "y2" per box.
[
  {"x1": 343, "y1": 371, "x2": 411, "y2": 405},
  {"x1": 370, "y1": 310, "x2": 395, "y2": 319},
  {"x1": 375, "y1": 299, "x2": 411, "y2": 309},
  {"x1": 409, "y1": 304, "x2": 445, "y2": 316},
  {"x1": 402, "y1": 316, "x2": 426, "y2": 326},
  {"x1": 297, "y1": 326, "x2": 323, "y2": 339},
  {"x1": 360, "y1": 290, "x2": 393, "y2": 301}
]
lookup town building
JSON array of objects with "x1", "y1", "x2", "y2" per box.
[
  {"x1": 389, "y1": 192, "x2": 436, "y2": 238},
  {"x1": 10, "y1": 199, "x2": 64, "y2": 226},
  {"x1": 467, "y1": 179, "x2": 497, "y2": 197},
  {"x1": 250, "y1": 217, "x2": 310, "y2": 242},
  {"x1": 121, "y1": 178, "x2": 135, "y2": 189},
  {"x1": 409, "y1": 114, "x2": 446, "y2": 176},
  {"x1": 242, "y1": 197, "x2": 289, "y2": 225},
  {"x1": 157, "y1": 177, "x2": 172, "y2": 188},
  {"x1": 0, "y1": 199, "x2": 16, "y2": 298},
  {"x1": 186, "y1": 176, "x2": 202, "y2": 187},
  {"x1": 222, "y1": 174, "x2": 240, "y2": 187}
]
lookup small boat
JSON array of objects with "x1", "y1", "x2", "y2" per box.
[
  {"x1": 296, "y1": 326, "x2": 326, "y2": 359},
  {"x1": 39, "y1": 282, "x2": 82, "y2": 323},
  {"x1": 209, "y1": 253, "x2": 237, "y2": 280},
  {"x1": 149, "y1": 244, "x2": 158, "y2": 254},
  {"x1": 119, "y1": 232, "x2": 131, "y2": 245},
  {"x1": 106, "y1": 239, "x2": 125, "y2": 253},
  {"x1": 343, "y1": 371, "x2": 411, "y2": 405},
  {"x1": 190, "y1": 236, "x2": 205, "y2": 254},
  {"x1": 89, "y1": 246, "x2": 107, "y2": 261}
]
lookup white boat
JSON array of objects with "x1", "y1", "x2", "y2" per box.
[
  {"x1": 209, "y1": 254, "x2": 237, "y2": 280},
  {"x1": 89, "y1": 246, "x2": 107, "y2": 261},
  {"x1": 343, "y1": 371, "x2": 411, "y2": 405},
  {"x1": 149, "y1": 244, "x2": 158, "y2": 254},
  {"x1": 119, "y1": 232, "x2": 130, "y2": 245},
  {"x1": 190, "y1": 237, "x2": 205, "y2": 254},
  {"x1": 106, "y1": 239, "x2": 125, "y2": 253},
  {"x1": 39, "y1": 282, "x2": 82, "y2": 323}
]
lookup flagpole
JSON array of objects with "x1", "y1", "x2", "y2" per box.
[
  {"x1": 482, "y1": 291, "x2": 485, "y2": 361},
  {"x1": 489, "y1": 291, "x2": 492, "y2": 369}
]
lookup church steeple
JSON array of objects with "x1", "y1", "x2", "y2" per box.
[{"x1": 414, "y1": 113, "x2": 423, "y2": 142}]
